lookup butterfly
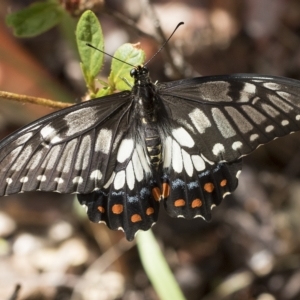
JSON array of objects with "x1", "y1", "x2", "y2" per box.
[{"x1": 1, "y1": 66, "x2": 300, "y2": 240}]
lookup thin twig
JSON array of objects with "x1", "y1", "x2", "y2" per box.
[
  {"x1": 70, "y1": 238, "x2": 135, "y2": 300},
  {"x1": 141, "y1": 0, "x2": 184, "y2": 78},
  {"x1": 7, "y1": 284, "x2": 21, "y2": 300},
  {"x1": 0, "y1": 91, "x2": 72, "y2": 109},
  {"x1": 105, "y1": 2, "x2": 186, "y2": 78},
  {"x1": 104, "y1": 7, "x2": 155, "y2": 40}
]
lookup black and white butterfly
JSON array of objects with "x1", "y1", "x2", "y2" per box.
[{"x1": 1, "y1": 66, "x2": 300, "y2": 240}]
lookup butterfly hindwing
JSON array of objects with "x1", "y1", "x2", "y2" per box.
[
  {"x1": 159, "y1": 74, "x2": 300, "y2": 163},
  {"x1": 161, "y1": 132, "x2": 242, "y2": 220},
  {"x1": 78, "y1": 138, "x2": 160, "y2": 241}
]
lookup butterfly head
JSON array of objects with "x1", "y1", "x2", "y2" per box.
[{"x1": 130, "y1": 65, "x2": 151, "y2": 85}]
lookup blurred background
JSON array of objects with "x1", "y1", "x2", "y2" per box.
[{"x1": 1, "y1": 0, "x2": 300, "y2": 299}]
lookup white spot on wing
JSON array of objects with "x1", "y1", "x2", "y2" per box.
[
  {"x1": 90, "y1": 170, "x2": 102, "y2": 180},
  {"x1": 239, "y1": 83, "x2": 256, "y2": 102},
  {"x1": 250, "y1": 134, "x2": 259, "y2": 141},
  {"x1": 212, "y1": 108, "x2": 236, "y2": 138},
  {"x1": 242, "y1": 106, "x2": 266, "y2": 124},
  {"x1": 73, "y1": 176, "x2": 83, "y2": 184},
  {"x1": 281, "y1": 120, "x2": 289, "y2": 126},
  {"x1": 20, "y1": 176, "x2": 28, "y2": 183},
  {"x1": 198, "y1": 81, "x2": 232, "y2": 102},
  {"x1": 6, "y1": 178, "x2": 13, "y2": 185},
  {"x1": 37, "y1": 175, "x2": 46, "y2": 182},
  {"x1": 189, "y1": 108, "x2": 211, "y2": 134},
  {"x1": 182, "y1": 150, "x2": 193, "y2": 177},
  {"x1": 296, "y1": 115, "x2": 300, "y2": 121},
  {"x1": 191, "y1": 155, "x2": 205, "y2": 171},
  {"x1": 114, "y1": 171, "x2": 125, "y2": 190},
  {"x1": 194, "y1": 215, "x2": 205, "y2": 220},
  {"x1": 75, "y1": 135, "x2": 91, "y2": 170},
  {"x1": 172, "y1": 128, "x2": 195, "y2": 148},
  {"x1": 261, "y1": 104, "x2": 279, "y2": 117},
  {"x1": 232, "y1": 141, "x2": 243, "y2": 150},
  {"x1": 172, "y1": 140, "x2": 183, "y2": 173},
  {"x1": 225, "y1": 107, "x2": 253, "y2": 133},
  {"x1": 265, "y1": 125, "x2": 274, "y2": 132},
  {"x1": 263, "y1": 82, "x2": 281, "y2": 90},
  {"x1": 117, "y1": 139, "x2": 134, "y2": 163},
  {"x1": 41, "y1": 145, "x2": 61, "y2": 170},
  {"x1": 95, "y1": 129, "x2": 112, "y2": 154},
  {"x1": 54, "y1": 177, "x2": 64, "y2": 184},
  {"x1": 64, "y1": 107, "x2": 98, "y2": 136},
  {"x1": 104, "y1": 172, "x2": 115, "y2": 189},
  {"x1": 136, "y1": 144, "x2": 151, "y2": 174},
  {"x1": 268, "y1": 94, "x2": 292, "y2": 113},
  {"x1": 41, "y1": 126, "x2": 57, "y2": 142},
  {"x1": 11, "y1": 145, "x2": 33, "y2": 171},
  {"x1": 212, "y1": 143, "x2": 225, "y2": 156},
  {"x1": 126, "y1": 162, "x2": 135, "y2": 190},
  {"x1": 28, "y1": 149, "x2": 45, "y2": 170},
  {"x1": 15, "y1": 133, "x2": 33, "y2": 145},
  {"x1": 57, "y1": 140, "x2": 77, "y2": 173},
  {"x1": 132, "y1": 150, "x2": 143, "y2": 182},
  {"x1": 4, "y1": 147, "x2": 22, "y2": 167},
  {"x1": 163, "y1": 136, "x2": 172, "y2": 168},
  {"x1": 50, "y1": 136, "x2": 63, "y2": 144},
  {"x1": 112, "y1": 132, "x2": 123, "y2": 152},
  {"x1": 277, "y1": 91, "x2": 299, "y2": 105}
]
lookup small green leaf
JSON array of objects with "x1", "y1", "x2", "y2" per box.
[
  {"x1": 109, "y1": 43, "x2": 145, "y2": 91},
  {"x1": 6, "y1": 1, "x2": 64, "y2": 37},
  {"x1": 96, "y1": 86, "x2": 112, "y2": 97},
  {"x1": 76, "y1": 10, "x2": 104, "y2": 91}
]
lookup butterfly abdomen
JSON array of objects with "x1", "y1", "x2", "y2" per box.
[
  {"x1": 143, "y1": 124, "x2": 162, "y2": 169},
  {"x1": 134, "y1": 85, "x2": 163, "y2": 169}
]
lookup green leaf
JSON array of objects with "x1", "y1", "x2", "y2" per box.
[
  {"x1": 136, "y1": 230, "x2": 187, "y2": 300},
  {"x1": 76, "y1": 10, "x2": 104, "y2": 91},
  {"x1": 96, "y1": 86, "x2": 112, "y2": 97},
  {"x1": 6, "y1": 1, "x2": 64, "y2": 37},
  {"x1": 109, "y1": 43, "x2": 145, "y2": 91}
]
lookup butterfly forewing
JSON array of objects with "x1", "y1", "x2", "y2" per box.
[
  {"x1": 159, "y1": 74, "x2": 300, "y2": 162},
  {"x1": 0, "y1": 91, "x2": 132, "y2": 196}
]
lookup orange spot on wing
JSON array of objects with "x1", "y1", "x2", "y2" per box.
[
  {"x1": 162, "y1": 183, "x2": 170, "y2": 198},
  {"x1": 174, "y1": 199, "x2": 186, "y2": 207},
  {"x1": 204, "y1": 182, "x2": 214, "y2": 193},
  {"x1": 97, "y1": 206, "x2": 105, "y2": 213},
  {"x1": 131, "y1": 214, "x2": 142, "y2": 223},
  {"x1": 220, "y1": 179, "x2": 227, "y2": 187},
  {"x1": 146, "y1": 207, "x2": 154, "y2": 215},
  {"x1": 152, "y1": 187, "x2": 161, "y2": 201},
  {"x1": 112, "y1": 204, "x2": 123, "y2": 214},
  {"x1": 191, "y1": 198, "x2": 202, "y2": 208}
]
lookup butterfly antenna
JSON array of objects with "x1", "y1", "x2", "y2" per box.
[
  {"x1": 144, "y1": 22, "x2": 184, "y2": 66},
  {"x1": 86, "y1": 43, "x2": 136, "y2": 68}
]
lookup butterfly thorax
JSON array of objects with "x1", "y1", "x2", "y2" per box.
[{"x1": 131, "y1": 66, "x2": 162, "y2": 170}]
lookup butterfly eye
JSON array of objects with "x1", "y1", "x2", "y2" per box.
[{"x1": 130, "y1": 68, "x2": 137, "y2": 77}]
